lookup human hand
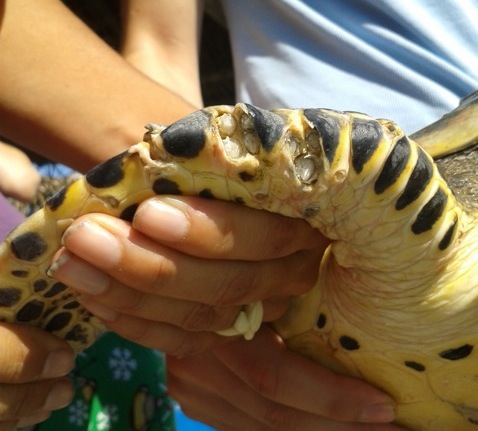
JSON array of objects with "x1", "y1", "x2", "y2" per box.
[
  {"x1": 0, "y1": 141, "x2": 40, "y2": 202},
  {"x1": 49, "y1": 196, "x2": 328, "y2": 356},
  {"x1": 0, "y1": 323, "x2": 74, "y2": 430},
  {"x1": 168, "y1": 326, "x2": 408, "y2": 431}
]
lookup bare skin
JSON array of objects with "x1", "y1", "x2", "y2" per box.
[
  {"x1": 51, "y1": 196, "x2": 328, "y2": 356},
  {"x1": 0, "y1": 141, "x2": 40, "y2": 202},
  {"x1": 0, "y1": 0, "x2": 196, "y2": 172},
  {"x1": 0, "y1": 323, "x2": 74, "y2": 429},
  {"x1": 168, "y1": 327, "x2": 407, "y2": 431}
]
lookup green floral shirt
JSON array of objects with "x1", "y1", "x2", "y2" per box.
[{"x1": 36, "y1": 333, "x2": 176, "y2": 431}]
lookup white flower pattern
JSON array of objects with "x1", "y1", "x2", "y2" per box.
[
  {"x1": 108, "y1": 347, "x2": 137, "y2": 381},
  {"x1": 68, "y1": 399, "x2": 89, "y2": 427},
  {"x1": 96, "y1": 404, "x2": 119, "y2": 430}
]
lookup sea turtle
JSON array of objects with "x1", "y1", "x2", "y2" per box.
[{"x1": 1, "y1": 92, "x2": 478, "y2": 430}]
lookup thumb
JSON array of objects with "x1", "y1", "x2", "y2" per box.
[{"x1": 0, "y1": 322, "x2": 74, "y2": 383}]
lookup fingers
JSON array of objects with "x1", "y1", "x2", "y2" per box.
[
  {"x1": 213, "y1": 327, "x2": 396, "y2": 423},
  {"x1": 51, "y1": 248, "x2": 289, "y2": 352},
  {"x1": 17, "y1": 410, "x2": 53, "y2": 428},
  {"x1": 54, "y1": 207, "x2": 324, "y2": 304},
  {"x1": 0, "y1": 323, "x2": 74, "y2": 383},
  {"x1": 50, "y1": 248, "x2": 290, "y2": 323},
  {"x1": 48, "y1": 197, "x2": 327, "y2": 350},
  {"x1": 52, "y1": 227, "x2": 305, "y2": 306},
  {"x1": 132, "y1": 196, "x2": 326, "y2": 259},
  {"x1": 169, "y1": 376, "x2": 403, "y2": 431},
  {"x1": 77, "y1": 305, "x2": 225, "y2": 357},
  {"x1": 0, "y1": 141, "x2": 40, "y2": 202},
  {"x1": 78, "y1": 277, "x2": 242, "y2": 331},
  {"x1": 48, "y1": 198, "x2": 324, "y2": 342},
  {"x1": 0, "y1": 323, "x2": 75, "y2": 427},
  {"x1": 0, "y1": 378, "x2": 72, "y2": 422},
  {"x1": 50, "y1": 240, "x2": 292, "y2": 349},
  {"x1": 168, "y1": 361, "x2": 271, "y2": 431},
  {"x1": 167, "y1": 328, "x2": 408, "y2": 431}
]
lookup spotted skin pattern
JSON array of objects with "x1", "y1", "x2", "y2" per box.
[{"x1": 1, "y1": 100, "x2": 478, "y2": 430}]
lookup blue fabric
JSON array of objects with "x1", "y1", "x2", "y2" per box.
[
  {"x1": 34, "y1": 162, "x2": 76, "y2": 178},
  {"x1": 222, "y1": 0, "x2": 478, "y2": 134},
  {"x1": 175, "y1": 405, "x2": 216, "y2": 431}
]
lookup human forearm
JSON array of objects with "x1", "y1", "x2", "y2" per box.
[
  {"x1": 121, "y1": 0, "x2": 204, "y2": 108},
  {"x1": 0, "y1": 0, "x2": 197, "y2": 172}
]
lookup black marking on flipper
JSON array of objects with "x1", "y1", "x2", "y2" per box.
[
  {"x1": 161, "y1": 110, "x2": 210, "y2": 158},
  {"x1": 303, "y1": 207, "x2": 320, "y2": 219},
  {"x1": 45, "y1": 312, "x2": 72, "y2": 332},
  {"x1": 439, "y1": 344, "x2": 473, "y2": 360},
  {"x1": 16, "y1": 300, "x2": 45, "y2": 322},
  {"x1": 234, "y1": 197, "x2": 245, "y2": 204},
  {"x1": 351, "y1": 118, "x2": 383, "y2": 174},
  {"x1": 63, "y1": 301, "x2": 80, "y2": 310},
  {"x1": 395, "y1": 148, "x2": 433, "y2": 210},
  {"x1": 199, "y1": 189, "x2": 215, "y2": 199},
  {"x1": 304, "y1": 109, "x2": 341, "y2": 163},
  {"x1": 239, "y1": 171, "x2": 255, "y2": 182},
  {"x1": 120, "y1": 204, "x2": 139, "y2": 222},
  {"x1": 11, "y1": 270, "x2": 28, "y2": 278},
  {"x1": 44, "y1": 282, "x2": 68, "y2": 298},
  {"x1": 0, "y1": 288, "x2": 22, "y2": 307},
  {"x1": 374, "y1": 137, "x2": 411, "y2": 194},
  {"x1": 411, "y1": 188, "x2": 447, "y2": 234},
  {"x1": 33, "y1": 279, "x2": 48, "y2": 292},
  {"x1": 316, "y1": 313, "x2": 327, "y2": 329},
  {"x1": 245, "y1": 104, "x2": 284, "y2": 152},
  {"x1": 439, "y1": 216, "x2": 458, "y2": 250},
  {"x1": 86, "y1": 151, "x2": 128, "y2": 188},
  {"x1": 46, "y1": 186, "x2": 68, "y2": 211},
  {"x1": 153, "y1": 178, "x2": 182, "y2": 195},
  {"x1": 339, "y1": 335, "x2": 360, "y2": 350},
  {"x1": 65, "y1": 324, "x2": 88, "y2": 343},
  {"x1": 404, "y1": 361, "x2": 426, "y2": 372},
  {"x1": 10, "y1": 232, "x2": 48, "y2": 261}
]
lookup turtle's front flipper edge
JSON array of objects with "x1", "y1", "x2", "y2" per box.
[{"x1": 411, "y1": 89, "x2": 478, "y2": 159}]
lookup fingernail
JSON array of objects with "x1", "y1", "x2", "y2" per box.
[
  {"x1": 44, "y1": 380, "x2": 74, "y2": 410},
  {"x1": 62, "y1": 220, "x2": 121, "y2": 269},
  {"x1": 42, "y1": 349, "x2": 75, "y2": 379},
  {"x1": 48, "y1": 250, "x2": 110, "y2": 296},
  {"x1": 134, "y1": 198, "x2": 189, "y2": 242},
  {"x1": 359, "y1": 402, "x2": 396, "y2": 423},
  {"x1": 47, "y1": 250, "x2": 70, "y2": 278}
]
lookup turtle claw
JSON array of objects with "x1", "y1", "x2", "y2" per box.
[{"x1": 216, "y1": 301, "x2": 264, "y2": 341}]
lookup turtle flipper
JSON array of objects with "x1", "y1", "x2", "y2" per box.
[{"x1": 411, "y1": 90, "x2": 478, "y2": 158}]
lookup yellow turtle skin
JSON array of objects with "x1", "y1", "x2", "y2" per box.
[{"x1": 1, "y1": 98, "x2": 478, "y2": 430}]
